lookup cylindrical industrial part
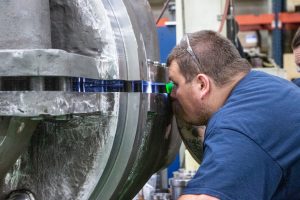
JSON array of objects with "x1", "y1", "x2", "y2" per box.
[
  {"x1": 151, "y1": 193, "x2": 171, "y2": 200},
  {"x1": 169, "y1": 178, "x2": 190, "y2": 200},
  {"x1": 6, "y1": 190, "x2": 36, "y2": 200},
  {"x1": 0, "y1": 0, "x2": 51, "y2": 49},
  {"x1": 169, "y1": 169, "x2": 195, "y2": 200},
  {"x1": 0, "y1": 0, "x2": 181, "y2": 199},
  {"x1": 0, "y1": 0, "x2": 51, "y2": 91}
]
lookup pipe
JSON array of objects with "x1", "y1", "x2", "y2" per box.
[
  {"x1": 156, "y1": 0, "x2": 173, "y2": 25},
  {"x1": 218, "y1": 0, "x2": 230, "y2": 33}
]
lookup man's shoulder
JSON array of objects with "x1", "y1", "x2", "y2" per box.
[{"x1": 179, "y1": 194, "x2": 219, "y2": 200}]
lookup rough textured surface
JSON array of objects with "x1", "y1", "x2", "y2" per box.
[
  {"x1": 0, "y1": 0, "x2": 51, "y2": 49},
  {"x1": 0, "y1": 0, "x2": 181, "y2": 200},
  {"x1": 2, "y1": 113, "x2": 118, "y2": 200},
  {"x1": 50, "y1": 0, "x2": 119, "y2": 80},
  {"x1": 0, "y1": 91, "x2": 116, "y2": 117},
  {"x1": 0, "y1": 50, "x2": 101, "y2": 79}
]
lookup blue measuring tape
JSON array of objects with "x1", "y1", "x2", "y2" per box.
[{"x1": 73, "y1": 78, "x2": 167, "y2": 94}]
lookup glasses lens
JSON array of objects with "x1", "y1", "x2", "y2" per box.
[{"x1": 166, "y1": 81, "x2": 174, "y2": 94}]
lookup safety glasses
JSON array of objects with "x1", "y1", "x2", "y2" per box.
[
  {"x1": 166, "y1": 34, "x2": 201, "y2": 94},
  {"x1": 185, "y1": 34, "x2": 201, "y2": 68}
]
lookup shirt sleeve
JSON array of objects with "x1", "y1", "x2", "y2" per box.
[{"x1": 183, "y1": 127, "x2": 283, "y2": 200}]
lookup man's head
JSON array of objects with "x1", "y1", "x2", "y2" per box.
[
  {"x1": 167, "y1": 30, "x2": 251, "y2": 125},
  {"x1": 292, "y1": 28, "x2": 300, "y2": 67}
]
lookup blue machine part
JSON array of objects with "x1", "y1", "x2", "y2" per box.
[
  {"x1": 157, "y1": 25, "x2": 176, "y2": 63},
  {"x1": 82, "y1": 79, "x2": 125, "y2": 92},
  {"x1": 73, "y1": 78, "x2": 167, "y2": 93},
  {"x1": 71, "y1": 25, "x2": 177, "y2": 95},
  {"x1": 272, "y1": 0, "x2": 283, "y2": 67}
]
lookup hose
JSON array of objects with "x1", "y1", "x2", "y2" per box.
[
  {"x1": 156, "y1": 0, "x2": 173, "y2": 25},
  {"x1": 218, "y1": 0, "x2": 231, "y2": 33}
]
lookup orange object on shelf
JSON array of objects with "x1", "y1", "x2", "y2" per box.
[
  {"x1": 280, "y1": 12, "x2": 300, "y2": 23},
  {"x1": 235, "y1": 14, "x2": 274, "y2": 31},
  {"x1": 156, "y1": 17, "x2": 169, "y2": 27},
  {"x1": 236, "y1": 12, "x2": 300, "y2": 31},
  {"x1": 235, "y1": 14, "x2": 274, "y2": 26}
]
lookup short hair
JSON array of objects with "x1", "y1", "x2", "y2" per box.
[
  {"x1": 292, "y1": 28, "x2": 300, "y2": 50},
  {"x1": 167, "y1": 30, "x2": 251, "y2": 86}
]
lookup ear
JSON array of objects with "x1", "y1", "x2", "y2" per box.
[{"x1": 195, "y1": 74, "x2": 211, "y2": 99}]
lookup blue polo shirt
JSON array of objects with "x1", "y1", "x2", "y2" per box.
[{"x1": 183, "y1": 70, "x2": 300, "y2": 199}]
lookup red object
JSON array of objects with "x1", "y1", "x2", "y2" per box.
[
  {"x1": 280, "y1": 12, "x2": 300, "y2": 24},
  {"x1": 235, "y1": 14, "x2": 274, "y2": 31},
  {"x1": 236, "y1": 14, "x2": 274, "y2": 25},
  {"x1": 236, "y1": 12, "x2": 300, "y2": 31},
  {"x1": 157, "y1": 17, "x2": 169, "y2": 27}
]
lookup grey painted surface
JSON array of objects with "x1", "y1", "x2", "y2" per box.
[
  {"x1": 0, "y1": 0, "x2": 51, "y2": 49},
  {"x1": 0, "y1": 0, "x2": 180, "y2": 200},
  {"x1": 0, "y1": 49, "x2": 101, "y2": 79}
]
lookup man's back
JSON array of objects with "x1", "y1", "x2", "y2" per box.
[{"x1": 184, "y1": 70, "x2": 300, "y2": 199}]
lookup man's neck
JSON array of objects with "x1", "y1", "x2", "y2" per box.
[{"x1": 209, "y1": 72, "x2": 248, "y2": 113}]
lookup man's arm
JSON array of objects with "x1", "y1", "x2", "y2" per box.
[{"x1": 179, "y1": 194, "x2": 219, "y2": 200}]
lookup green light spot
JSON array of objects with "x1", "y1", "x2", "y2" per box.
[{"x1": 166, "y1": 81, "x2": 174, "y2": 94}]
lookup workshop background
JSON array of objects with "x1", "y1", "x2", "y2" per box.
[
  {"x1": 134, "y1": 0, "x2": 300, "y2": 199},
  {"x1": 0, "y1": 0, "x2": 299, "y2": 200}
]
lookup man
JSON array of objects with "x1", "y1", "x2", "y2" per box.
[
  {"x1": 292, "y1": 28, "x2": 300, "y2": 87},
  {"x1": 168, "y1": 30, "x2": 300, "y2": 200},
  {"x1": 292, "y1": 27, "x2": 300, "y2": 67}
]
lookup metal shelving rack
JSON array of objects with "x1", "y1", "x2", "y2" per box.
[
  {"x1": 272, "y1": 0, "x2": 284, "y2": 67},
  {"x1": 235, "y1": 0, "x2": 300, "y2": 67}
]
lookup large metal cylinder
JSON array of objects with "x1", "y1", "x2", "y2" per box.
[
  {"x1": 0, "y1": 0, "x2": 51, "y2": 49},
  {"x1": 0, "y1": 0, "x2": 181, "y2": 199}
]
